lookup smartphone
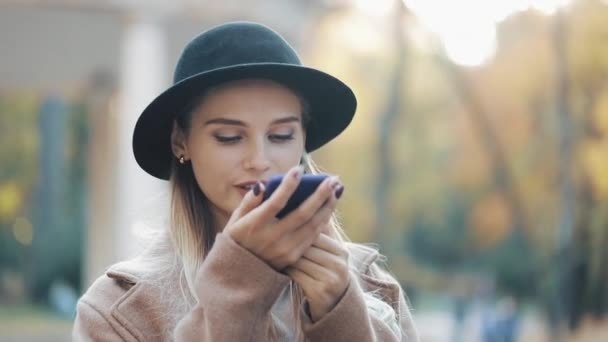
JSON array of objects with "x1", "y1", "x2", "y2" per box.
[{"x1": 262, "y1": 173, "x2": 330, "y2": 219}]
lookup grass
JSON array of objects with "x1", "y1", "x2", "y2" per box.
[{"x1": 0, "y1": 304, "x2": 72, "y2": 342}]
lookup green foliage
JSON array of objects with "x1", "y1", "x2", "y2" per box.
[
  {"x1": 405, "y1": 191, "x2": 473, "y2": 270},
  {"x1": 0, "y1": 93, "x2": 87, "y2": 302}
]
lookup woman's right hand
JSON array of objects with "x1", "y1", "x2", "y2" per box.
[{"x1": 224, "y1": 166, "x2": 342, "y2": 271}]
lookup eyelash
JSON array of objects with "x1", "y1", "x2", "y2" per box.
[
  {"x1": 214, "y1": 134, "x2": 294, "y2": 144},
  {"x1": 215, "y1": 135, "x2": 241, "y2": 144}
]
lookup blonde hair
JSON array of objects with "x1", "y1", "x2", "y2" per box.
[{"x1": 167, "y1": 84, "x2": 401, "y2": 340}]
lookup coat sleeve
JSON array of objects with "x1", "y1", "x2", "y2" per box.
[
  {"x1": 173, "y1": 232, "x2": 291, "y2": 341},
  {"x1": 301, "y1": 263, "x2": 419, "y2": 342}
]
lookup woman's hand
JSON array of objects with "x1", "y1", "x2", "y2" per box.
[
  {"x1": 285, "y1": 233, "x2": 351, "y2": 322},
  {"x1": 224, "y1": 166, "x2": 342, "y2": 271}
]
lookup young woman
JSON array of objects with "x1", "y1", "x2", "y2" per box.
[{"x1": 73, "y1": 21, "x2": 418, "y2": 341}]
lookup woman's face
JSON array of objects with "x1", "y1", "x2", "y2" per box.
[{"x1": 173, "y1": 79, "x2": 306, "y2": 226}]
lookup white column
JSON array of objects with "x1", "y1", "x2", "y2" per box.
[
  {"x1": 86, "y1": 13, "x2": 168, "y2": 286},
  {"x1": 85, "y1": 86, "x2": 116, "y2": 288},
  {"x1": 114, "y1": 14, "x2": 168, "y2": 258}
]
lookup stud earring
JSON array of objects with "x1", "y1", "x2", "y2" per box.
[{"x1": 179, "y1": 156, "x2": 185, "y2": 164}]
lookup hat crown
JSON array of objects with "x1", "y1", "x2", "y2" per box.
[{"x1": 173, "y1": 22, "x2": 301, "y2": 84}]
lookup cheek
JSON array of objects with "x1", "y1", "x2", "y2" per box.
[
  {"x1": 189, "y1": 134, "x2": 305, "y2": 180},
  {"x1": 188, "y1": 140, "x2": 239, "y2": 194},
  {"x1": 268, "y1": 140, "x2": 305, "y2": 168}
]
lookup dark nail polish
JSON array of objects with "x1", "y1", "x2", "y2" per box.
[
  {"x1": 253, "y1": 182, "x2": 261, "y2": 196},
  {"x1": 335, "y1": 186, "x2": 344, "y2": 199}
]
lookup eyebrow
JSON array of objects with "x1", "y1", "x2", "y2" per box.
[{"x1": 203, "y1": 116, "x2": 301, "y2": 127}]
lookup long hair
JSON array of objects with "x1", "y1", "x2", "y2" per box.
[{"x1": 167, "y1": 86, "x2": 400, "y2": 341}]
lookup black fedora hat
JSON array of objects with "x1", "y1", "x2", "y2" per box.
[{"x1": 132, "y1": 21, "x2": 357, "y2": 180}]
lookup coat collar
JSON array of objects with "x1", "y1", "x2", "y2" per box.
[
  {"x1": 106, "y1": 267, "x2": 138, "y2": 285},
  {"x1": 105, "y1": 259, "x2": 184, "y2": 341}
]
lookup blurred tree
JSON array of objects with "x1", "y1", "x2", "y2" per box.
[
  {"x1": 0, "y1": 90, "x2": 87, "y2": 305},
  {"x1": 28, "y1": 96, "x2": 68, "y2": 301},
  {"x1": 374, "y1": 0, "x2": 408, "y2": 247},
  {"x1": 566, "y1": 0, "x2": 608, "y2": 329},
  {"x1": 553, "y1": 5, "x2": 576, "y2": 334},
  {"x1": 0, "y1": 92, "x2": 39, "y2": 298}
]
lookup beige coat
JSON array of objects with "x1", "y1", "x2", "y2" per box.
[{"x1": 73, "y1": 233, "x2": 418, "y2": 341}]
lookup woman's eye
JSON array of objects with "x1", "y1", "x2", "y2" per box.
[
  {"x1": 215, "y1": 135, "x2": 242, "y2": 144},
  {"x1": 269, "y1": 133, "x2": 294, "y2": 142}
]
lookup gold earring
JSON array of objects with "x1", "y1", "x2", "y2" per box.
[{"x1": 179, "y1": 156, "x2": 185, "y2": 164}]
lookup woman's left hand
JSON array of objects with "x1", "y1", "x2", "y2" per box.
[{"x1": 285, "y1": 233, "x2": 351, "y2": 322}]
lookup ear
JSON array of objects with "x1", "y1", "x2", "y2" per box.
[{"x1": 170, "y1": 121, "x2": 188, "y2": 159}]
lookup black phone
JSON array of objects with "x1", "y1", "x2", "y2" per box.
[{"x1": 262, "y1": 173, "x2": 330, "y2": 219}]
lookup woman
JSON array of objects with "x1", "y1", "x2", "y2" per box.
[{"x1": 73, "y1": 21, "x2": 418, "y2": 341}]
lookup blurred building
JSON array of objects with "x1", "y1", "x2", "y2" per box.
[{"x1": 1, "y1": 0, "x2": 327, "y2": 287}]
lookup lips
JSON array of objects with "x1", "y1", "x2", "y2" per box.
[
  {"x1": 236, "y1": 183, "x2": 256, "y2": 191},
  {"x1": 235, "y1": 180, "x2": 267, "y2": 192}
]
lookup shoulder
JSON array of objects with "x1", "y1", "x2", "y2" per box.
[
  {"x1": 80, "y1": 235, "x2": 179, "y2": 311},
  {"x1": 344, "y1": 241, "x2": 384, "y2": 274},
  {"x1": 345, "y1": 241, "x2": 403, "y2": 283},
  {"x1": 343, "y1": 241, "x2": 408, "y2": 309},
  {"x1": 344, "y1": 242, "x2": 419, "y2": 340},
  {"x1": 73, "y1": 260, "x2": 149, "y2": 341},
  {"x1": 75, "y1": 257, "x2": 179, "y2": 341},
  {"x1": 78, "y1": 260, "x2": 145, "y2": 315},
  {"x1": 344, "y1": 241, "x2": 403, "y2": 296}
]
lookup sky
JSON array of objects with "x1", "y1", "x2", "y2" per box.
[{"x1": 354, "y1": 0, "x2": 573, "y2": 66}]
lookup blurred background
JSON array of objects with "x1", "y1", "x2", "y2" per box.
[{"x1": 1, "y1": 0, "x2": 608, "y2": 341}]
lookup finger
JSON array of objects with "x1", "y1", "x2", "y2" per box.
[
  {"x1": 227, "y1": 181, "x2": 265, "y2": 226},
  {"x1": 302, "y1": 245, "x2": 343, "y2": 271},
  {"x1": 312, "y1": 233, "x2": 345, "y2": 257},
  {"x1": 276, "y1": 176, "x2": 338, "y2": 233},
  {"x1": 322, "y1": 183, "x2": 342, "y2": 235},
  {"x1": 291, "y1": 256, "x2": 331, "y2": 281},
  {"x1": 285, "y1": 266, "x2": 317, "y2": 289},
  {"x1": 254, "y1": 166, "x2": 303, "y2": 221},
  {"x1": 276, "y1": 193, "x2": 338, "y2": 260},
  {"x1": 321, "y1": 221, "x2": 331, "y2": 235},
  {"x1": 300, "y1": 192, "x2": 338, "y2": 238}
]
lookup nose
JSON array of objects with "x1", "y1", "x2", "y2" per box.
[{"x1": 243, "y1": 137, "x2": 271, "y2": 172}]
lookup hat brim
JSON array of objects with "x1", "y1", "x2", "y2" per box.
[{"x1": 132, "y1": 63, "x2": 357, "y2": 180}]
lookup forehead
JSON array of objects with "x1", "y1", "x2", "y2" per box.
[{"x1": 193, "y1": 79, "x2": 303, "y2": 120}]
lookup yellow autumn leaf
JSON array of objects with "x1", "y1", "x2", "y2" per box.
[
  {"x1": 469, "y1": 192, "x2": 513, "y2": 249},
  {"x1": 580, "y1": 139, "x2": 608, "y2": 200},
  {"x1": 0, "y1": 182, "x2": 22, "y2": 221}
]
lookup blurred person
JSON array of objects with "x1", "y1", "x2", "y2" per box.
[
  {"x1": 72, "y1": 21, "x2": 417, "y2": 341},
  {"x1": 481, "y1": 297, "x2": 520, "y2": 342}
]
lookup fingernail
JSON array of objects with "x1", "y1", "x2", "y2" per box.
[
  {"x1": 292, "y1": 166, "x2": 304, "y2": 179},
  {"x1": 330, "y1": 176, "x2": 341, "y2": 189},
  {"x1": 335, "y1": 185, "x2": 344, "y2": 199},
  {"x1": 253, "y1": 182, "x2": 261, "y2": 196}
]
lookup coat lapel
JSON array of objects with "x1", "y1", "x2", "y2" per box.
[{"x1": 106, "y1": 266, "x2": 173, "y2": 341}]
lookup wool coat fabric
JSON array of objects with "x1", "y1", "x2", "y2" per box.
[{"x1": 73, "y1": 233, "x2": 419, "y2": 341}]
